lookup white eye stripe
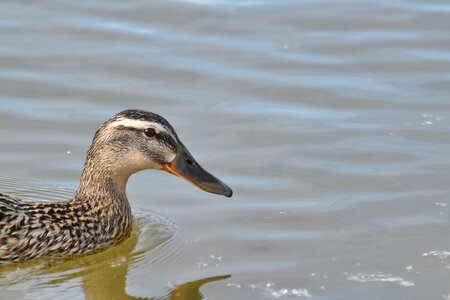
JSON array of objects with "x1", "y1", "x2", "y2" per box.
[
  {"x1": 109, "y1": 118, "x2": 177, "y2": 140},
  {"x1": 109, "y1": 118, "x2": 163, "y2": 131}
]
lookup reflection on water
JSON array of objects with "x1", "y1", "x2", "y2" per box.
[
  {"x1": 168, "y1": 275, "x2": 231, "y2": 300},
  {"x1": 0, "y1": 211, "x2": 229, "y2": 300}
]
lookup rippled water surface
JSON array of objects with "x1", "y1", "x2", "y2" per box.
[{"x1": 1, "y1": 0, "x2": 450, "y2": 299}]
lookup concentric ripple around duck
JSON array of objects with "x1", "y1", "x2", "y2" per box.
[{"x1": 0, "y1": 172, "x2": 188, "y2": 299}]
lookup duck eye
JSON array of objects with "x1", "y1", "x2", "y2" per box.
[{"x1": 144, "y1": 128, "x2": 156, "y2": 137}]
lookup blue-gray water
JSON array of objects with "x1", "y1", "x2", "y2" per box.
[{"x1": 1, "y1": 1, "x2": 450, "y2": 299}]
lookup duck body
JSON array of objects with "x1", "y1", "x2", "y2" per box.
[
  {"x1": 0, "y1": 192, "x2": 131, "y2": 262},
  {"x1": 0, "y1": 109, "x2": 232, "y2": 263}
]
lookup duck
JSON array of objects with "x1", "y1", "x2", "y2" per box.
[{"x1": 0, "y1": 109, "x2": 232, "y2": 263}]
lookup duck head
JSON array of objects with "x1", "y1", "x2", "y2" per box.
[{"x1": 80, "y1": 109, "x2": 232, "y2": 198}]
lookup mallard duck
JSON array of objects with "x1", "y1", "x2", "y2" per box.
[{"x1": 0, "y1": 109, "x2": 232, "y2": 263}]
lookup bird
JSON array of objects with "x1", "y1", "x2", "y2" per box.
[{"x1": 0, "y1": 109, "x2": 232, "y2": 263}]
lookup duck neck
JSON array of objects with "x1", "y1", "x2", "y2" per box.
[{"x1": 74, "y1": 147, "x2": 130, "y2": 204}]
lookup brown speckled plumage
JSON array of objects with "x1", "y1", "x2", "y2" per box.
[
  {"x1": 0, "y1": 109, "x2": 232, "y2": 263},
  {"x1": 0, "y1": 192, "x2": 131, "y2": 262}
]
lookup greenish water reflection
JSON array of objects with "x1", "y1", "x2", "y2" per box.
[{"x1": 0, "y1": 226, "x2": 230, "y2": 299}]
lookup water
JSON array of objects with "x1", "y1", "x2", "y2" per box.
[{"x1": 1, "y1": 0, "x2": 450, "y2": 299}]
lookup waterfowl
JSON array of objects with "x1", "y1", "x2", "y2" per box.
[{"x1": 0, "y1": 109, "x2": 232, "y2": 263}]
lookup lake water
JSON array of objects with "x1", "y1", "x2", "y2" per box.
[{"x1": 1, "y1": 0, "x2": 450, "y2": 299}]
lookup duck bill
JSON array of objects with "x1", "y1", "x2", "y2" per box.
[{"x1": 161, "y1": 145, "x2": 233, "y2": 198}]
